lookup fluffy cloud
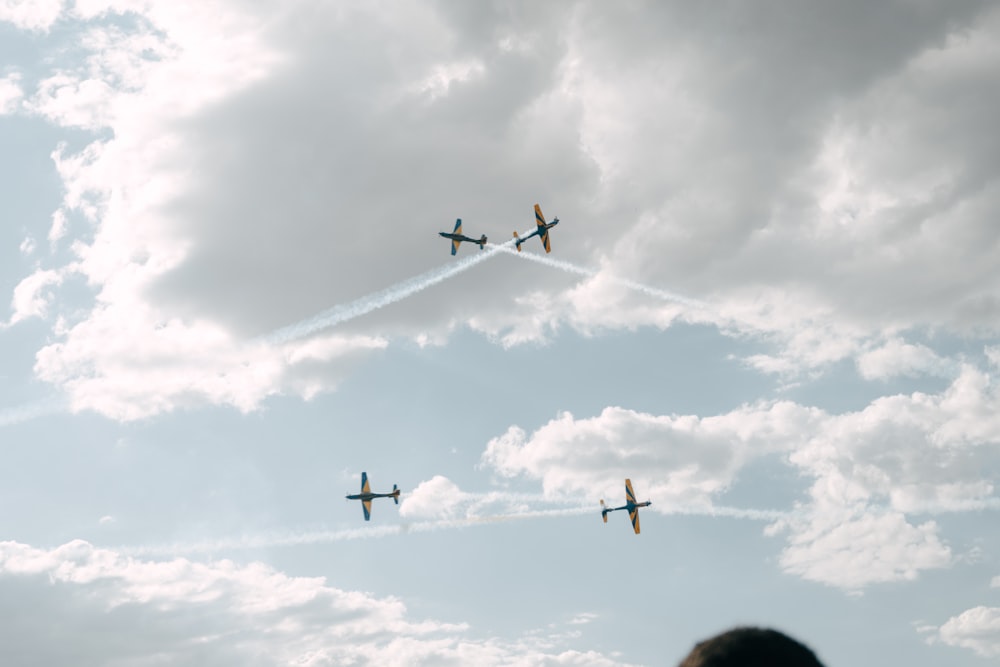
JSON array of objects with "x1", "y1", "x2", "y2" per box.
[
  {"x1": 0, "y1": 539, "x2": 630, "y2": 666},
  {"x1": 8, "y1": 1, "x2": 598, "y2": 417},
  {"x1": 6, "y1": 1, "x2": 1000, "y2": 418},
  {"x1": 400, "y1": 475, "x2": 474, "y2": 520},
  {"x1": 9, "y1": 2, "x2": 389, "y2": 419},
  {"x1": 770, "y1": 510, "x2": 951, "y2": 592},
  {"x1": 482, "y1": 403, "x2": 816, "y2": 507},
  {"x1": 481, "y1": 363, "x2": 1000, "y2": 589},
  {"x1": 935, "y1": 605, "x2": 1000, "y2": 658},
  {"x1": 564, "y1": 2, "x2": 1000, "y2": 330},
  {"x1": 0, "y1": 0, "x2": 63, "y2": 32},
  {"x1": 856, "y1": 338, "x2": 956, "y2": 380},
  {"x1": 505, "y1": 1, "x2": 1000, "y2": 375},
  {"x1": 0, "y1": 73, "x2": 23, "y2": 114},
  {"x1": 3, "y1": 268, "x2": 64, "y2": 327},
  {"x1": 34, "y1": 316, "x2": 387, "y2": 420},
  {"x1": 400, "y1": 475, "x2": 584, "y2": 522}
]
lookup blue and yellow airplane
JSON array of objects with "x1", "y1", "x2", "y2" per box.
[
  {"x1": 439, "y1": 218, "x2": 487, "y2": 255},
  {"x1": 514, "y1": 203, "x2": 560, "y2": 253},
  {"x1": 600, "y1": 479, "x2": 652, "y2": 534},
  {"x1": 346, "y1": 472, "x2": 400, "y2": 521}
]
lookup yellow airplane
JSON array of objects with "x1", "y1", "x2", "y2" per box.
[
  {"x1": 514, "y1": 204, "x2": 560, "y2": 253},
  {"x1": 345, "y1": 472, "x2": 400, "y2": 521},
  {"x1": 600, "y1": 479, "x2": 651, "y2": 534}
]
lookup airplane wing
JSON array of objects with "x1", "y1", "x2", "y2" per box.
[
  {"x1": 534, "y1": 205, "x2": 552, "y2": 252},
  {"x1": 625, "y1": 478, "x2": 637, "y2": 505},
  {"x1": 362, "y1": 472, "x2": 371, "y2": 495},
  {"x1": 630, "y1": 507, "x2": 641, "y2": 534},
  {"x1": 534, "y1": 204, "x2": 546, "y2": 227},
  {"x1": 363, "y1": 499, "x2": 372, "y2": 521},
  {"x1": 451, "y1": 219, "x2": 462, "y2": 255}
]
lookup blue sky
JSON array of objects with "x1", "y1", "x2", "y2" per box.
[{"x1": 3, "y1": 1, "x2": 1000, "y2": 665}]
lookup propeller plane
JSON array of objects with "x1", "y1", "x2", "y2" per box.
[
  {"x1": 600, "y1": 479, "x2": 651, "y2": 534},
  {"x1": 346, "y1": 472, "x2": 400, "y2": 521},
  {"x1": 439, "y1": 218, "x2": 487, "y2": 255},
  {"x1": 514, "y1": 203, "x2": 559, "y2": 253}
]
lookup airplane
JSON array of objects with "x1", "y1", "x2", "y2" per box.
[
  {"x1": 345, "y1": 472, "x2": 400, "y2": 521},
  {"x1": 439, "y1": 218, "x2": 487, "y2": 255},
  {"x1": 600, "y1": 479, "x2": 651, "y2": 534},
  {"x1": 514, "y1": 203, "x2": 559, "y2": 253}
]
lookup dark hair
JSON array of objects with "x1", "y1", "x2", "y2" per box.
[{"x1": 678, "y1": 626, "x2": 825, "y2": 667}]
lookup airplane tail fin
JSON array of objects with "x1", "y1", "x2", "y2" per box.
[
  {"x1": 600, "y1": 499, "x2": 608, "y2": 523},
  {"x1": 479, "y1": 234, "x2": 487, "y2": 249},
  {"x1": 392, "y1": 484, "x2": 399, "y2": 505},
  {"x1": 513, "y1": 231, "x2": 522, "y2": 252}
]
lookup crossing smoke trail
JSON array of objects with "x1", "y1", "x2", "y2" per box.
[
  {"x1": 119, "y1": 502, "x2": 788, "y2": 557},
  {"x1": 492, "y1": 244, "x2": 708, "y2": 310},
  {"x1": 267, "y1": 236, "x2": 523, "y2": 344},
  {"x1": 267, "y1": 234, "x2": 706, "y2": 345}
]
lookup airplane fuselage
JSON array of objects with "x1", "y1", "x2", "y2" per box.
[
  {"x1": 602, "y1": 499, "x2": 651, "y2": 515},
  {"x1": 346, "y1": 490, "x2": 400, "y2": 501},
  {"x1": 516, "y1": 220, "x2": 558, "y2": 244},
  {"x1": 439, "y1": 232, "x2": 486, "y2": 246}
]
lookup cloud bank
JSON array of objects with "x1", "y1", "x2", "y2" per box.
[{"x1": 0, "y1": 539, "x2": 630, "y2": 666}]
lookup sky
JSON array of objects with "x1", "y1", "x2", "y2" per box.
[{"x1": 2, "y1": 1, "x2": 1000, "y2": 665}]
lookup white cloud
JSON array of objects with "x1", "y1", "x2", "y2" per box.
[
  {"x1": 482, "y1": 403, "x2": 817, "y2": 508},
  {"x1": 7, "y1": 0, "x2": 1000, "y2": 418},
  {"x1": 408, "y1": 59, "x2": 486, "y2": 101},
  {"x1": 400, "y1": 475, "x2": 473, "y2": 520},
  {"x1": 4, "y1": 268, "x2": 65, "y2": 327},
  {"x1": 400, "y1": 476, "x2": 582, "y2": 522},
  {"x1": 6, "y1": 2, "x2": 367, "y2": 419},
  {"x1": 33, "y1": 304, "x2": 387, "y2": 420},
  {"x1": 935, "y1": 606, "x2": 1000, "y2": 658},
  {"x1": 0, "y1": 539, "x2": 629, "y2": 666},
  {"x1": 771, "y1": 510, "x2": 951, "y2": 592},
  {"x1": 480, "y1": 3, "x2": 1000, "y2": 371},
  {"x1": 17, "y1": 236, "x2": 36, "y2": 256},
  {"x1": 481, "y1": 364, "x2": 1000, "y2": 590},
  {"x1": 0, "y1": 72, "x2": 23, "y2": 114},
  {"x1": 857, "y1": 338, "x2": 956, "y2": 380},
  {"x1": 0, "y1": 0, "x2": 63, "y2": 32},
  {"x1": 48, "y1": 209, "x2": 69, "y2": 245}
]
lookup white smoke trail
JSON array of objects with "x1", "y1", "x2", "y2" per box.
[
  {"x1": 267, "y1": 235, "x2": 708, "y2": 344},
  {"x1": 0, "y1": 396, "x2": 67, "y2": 427},
  {"x1": 267, "y1": 236, "x2": 522, "y2": 344},
  {"x1": 119, "y1": 502, "x2": 788, "y2": 557},
  {"x1": 121, "y1": 505, "x2": 595, "y2": 556},
  {"x1": 493, "y1": 244, "x2": 708, "y2": 310},
  {"x1": 666, "y1": 504, "x2": 789, "y2": 521}
]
